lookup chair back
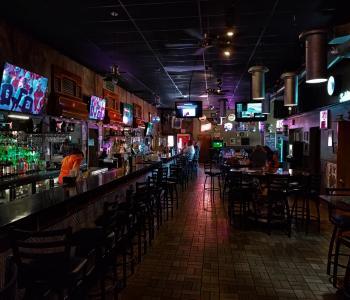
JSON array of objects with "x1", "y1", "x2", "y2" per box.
[
  {"x1": 307, "y1": 174, "x2": 321, "y2": 195},
  {"x1": 267, "y1": 175, "x2": 289, "y2": 196},
  {"x1": 227, "y1": 171, "x2": 243, "y2": 190},
  {"x1": 0, "y1": 257, "x2": 17, "y2": 300},
  {"x1": 10, "y1": 227, "x2": 72, "y2": 286}
]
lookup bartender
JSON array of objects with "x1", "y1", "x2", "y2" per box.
[{"x1": 58, "y1": 148, "x2": 84, "y2": 184}]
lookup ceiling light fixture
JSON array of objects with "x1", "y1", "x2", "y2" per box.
[
  {"x1": 299, "y1": 29, "x2": 328, "y2": 84},
  {"x1": 226, "y1": 31, "x2": 234, "y2": 37},
  {"x1": 224, "y1": 50, "x2": 231, "y2": 57},
  {"x1": 248, "y1": 66, "x2": 269, "y2": 100},
  {"x1": 110, "y1": 11, "x2": 119, "y2": 17},
  {"x1": 281, "y1": 72, "x2": 298, "y2": 107},
  {"x1": 8, "y1": 114, "x2": 30, "y2": 120}
]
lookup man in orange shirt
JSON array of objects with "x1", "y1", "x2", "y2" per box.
[{"x1": 58, "y1": 148, "x2": 84, "y2": 184}]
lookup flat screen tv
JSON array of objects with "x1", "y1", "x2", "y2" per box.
[
  {"x1": 122, "y1": 103, "x2": 133, "y2": 126},
  {"x1": 145, "y1": 122, "x2": 153, "y2": 136},
  {"x1": 212, "y1": 140, "x2": 224, "y2": 149},
  {"x1": 235, "y1": 101, "x2": 267, "y2": 122},
  {"x1": 89, "y1": 96, "x2": 106, "y2": 120},
  {"x1": 0, "y1": 62, "x2": 48, "y2": 115},
  {"x1": 175, "y1": 101, "x2": 202, "y2": 118}
]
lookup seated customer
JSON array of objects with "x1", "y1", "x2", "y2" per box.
[
  {"x1": 58, "y1": 148, "x2": 84, "y2": 184},
  {"x1": 250, "y1": 145, "x2": 267, "y2": 168}
]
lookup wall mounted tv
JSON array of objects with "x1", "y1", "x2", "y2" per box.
[
  {"x1": 0, "y1": 62, "x2": 48, "y2": 115},
  {"x1": 89, "y1": 95, "x2": 106, "y2": 120},
  {"x1": 122, "y1": 103, "x2": 133, "y2": 126},
  {"x1": 235, "y1": 101, "x2": 267, "y2": 122},
  {"x1": 175, "y1": 101, "x2": 202, "y2": 118}
]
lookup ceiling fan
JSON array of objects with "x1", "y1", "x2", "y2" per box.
[
  {"x1": 165, "y1": 28, "x2": 232, "y2": 56},
  {"x1": 103, "y1": 65, "x2": 126, "y2": 85},
  {"x1": 206, "y1": 79, "x2": 230, "y2": 96}
]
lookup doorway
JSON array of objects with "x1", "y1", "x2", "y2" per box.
[
  {"x1": 197, "y1": 134, "x2": 211, "y2": 163},
  {"x1": 309, "y1": 127, "x2": 321, "y2": 173}
]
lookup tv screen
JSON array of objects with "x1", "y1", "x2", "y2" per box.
[
  {"x1": 122, "y1": 103, "x2": 133, "y2": 126},
  {"x1": 0, "y1": 62, "x2": 48, "y2": 115},
  {"x1": 212, "y1": 140, "x2": 223, "y2": 149},
  {"x1": 175, "y1": 101, "x2": 202, "y2": 118},
  {"x1": 89, "y1": 96, "x2": 106, "y2": 120},
  {"x1": 235, "y1": 101, "x2": 267, "y2": 122},
  {"x1": 145, "y1": 122, "x2": 153, "y2": 136}
]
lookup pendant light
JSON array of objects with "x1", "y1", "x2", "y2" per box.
[
  {"x1": 218, "y1": 98, "x2": 227, "y2": 118},
  {"x1": 248, "y1": 66, "x2": 269, "y2": 100},
  {"x1": 262, "y1": 94, "x2": 271, "y2": 114},
  {"x1": 299, "y1": 29, "x2": 328, "y2": 84},
  {"x1": 281, "y1": 72, "x2": 298, "y2": 106}
]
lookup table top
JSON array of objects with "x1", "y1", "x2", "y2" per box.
[
  {"x1": 319, "y1": 194, "x2": 350, "y2": 208},
  {"x1": 228, "y1": 167, "x2": 310, "y2": 177}
]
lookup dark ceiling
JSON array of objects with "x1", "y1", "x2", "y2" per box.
[{"x1": 1, "y1": 0, "x2": 348, "y2": 108}]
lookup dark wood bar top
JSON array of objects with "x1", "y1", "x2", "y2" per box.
[
  {"x1": 0, "y1": 162, "x2": 163, "y2": 230},
  {"x1": 0, "y1": 170, "x2": 60, "y2": 190}
]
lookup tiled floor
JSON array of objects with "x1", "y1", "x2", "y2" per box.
[{"x1": 120, "y1": 169, "x2": 338, "y2": 300}]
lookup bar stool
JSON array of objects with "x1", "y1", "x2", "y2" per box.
[
  {"x1": 266, "y1": 175, "x2": 291, "y2": 237},
  {"x1": 203, "y1": 161, "x2": 222, "y2": 204},
  {"x1": 305, "y1": 174, "x2": 321, "y2": 233},
  {"x1": 0, "y1": 257, "x2": 17, "y2": 300},
  {"x1": 289, "y1": 174, "x2": 308, "y2": 230},
  {"x1": 325, "y1": 188, "x2": 350, "y2": 287},
  {"x1": 10, "y1": 227, "x2": 88, "y2": 300}
]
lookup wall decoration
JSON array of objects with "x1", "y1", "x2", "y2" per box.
[
  {"x1": 328, "y1": 130, "x2": 333, "y2": 147},
  {"x1": 326, "y1": 162, "x2": 337, "y2": 189},
  {"x1": 319, "y1": 110, "x2": 329, "y2": 129},
  {"x1": 230, "y1": 138, "x2": 237, "y2": 145}
]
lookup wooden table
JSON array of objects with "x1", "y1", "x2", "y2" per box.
[
  {"x1": 228, "y1": 167, "x2": 310, "y2": 178},
  {"x1": 319, "y1": 195, "x2": 350, "y2": 211}
]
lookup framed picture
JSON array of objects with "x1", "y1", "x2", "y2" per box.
[
  {"x1": 230, "y1": 138, "x2": 237, "y2": 145},
  {"x1": 172, "y1": 117, "x2": 181, "y2": 129}
]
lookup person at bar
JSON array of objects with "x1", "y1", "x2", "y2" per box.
[
  {"x1": 250, "y1": 145, "x2": 267, "y2": 168},
  {"x1": 58, "y1": 148, "x2": 84, "y2": 184},
  {"x1": 183, "y1": 140, "x2": 195, "y2": 161}
]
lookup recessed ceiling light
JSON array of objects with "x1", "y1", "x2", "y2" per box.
[
  {"x1": 224, "y1": 50, "x2": 231, "y2": 57},
  {"x1": 227, "y1": 31, "x2": 234, "y2": 37},
  {"x1": 110, "y1": 11, "x2": 119, "y2": 17}
]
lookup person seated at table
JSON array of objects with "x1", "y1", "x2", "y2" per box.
[
  {"x1": 269, "y1": 151, "x2": 280, "y2": 168},
  {"x1": 58, "y1": 148, "x2": 84, "y2": 184},
  {"x1": 183, "y1": 140, "x2": 195, "y2": 161},
  {"x1": 194, "y1": 141, "x2": 200, "y2": 160},
  {"x1": 250, "y1": 145, "x2": 267, "y2": 168}
]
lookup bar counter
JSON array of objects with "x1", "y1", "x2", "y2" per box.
[
  {"x1": 0, "y1": 154, "x2": 180, "y2": 230},
  {"x1": 0, "y1": 169, "x2": 60, "y2": 190},
  {"x1": 0, "y1": 162, "x2": 163, "y2": 231}
]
